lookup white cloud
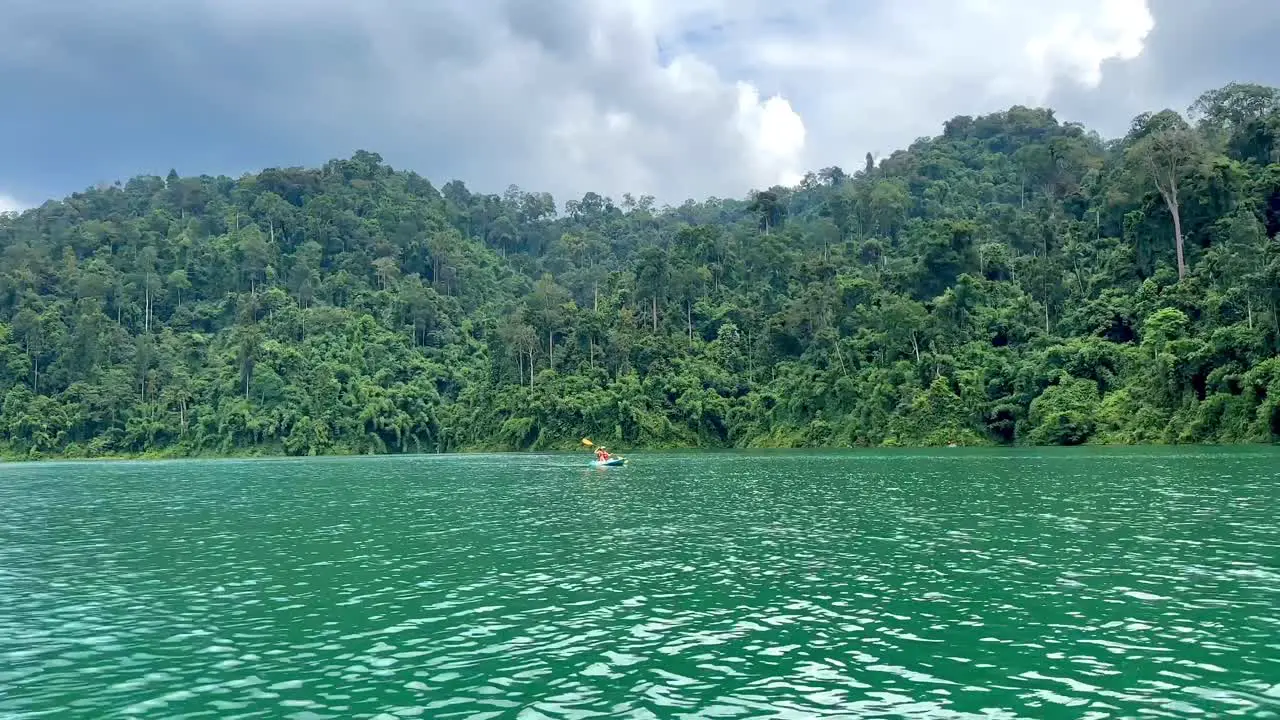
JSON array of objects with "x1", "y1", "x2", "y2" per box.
[
  {"x1": 1023, "y1": 0, "x2": 1154, "y2": 88},
  {"x1": 0, "y1": 0, "x2": 1162, "y2": 204},
  {"x1": 448, "y1": 0, "x2": 1154, "y2": 199},
  {"x1": 0, "y1": 194, "x2": 25, "y2": 214},
  {"x1": 734, "y1": 84, "x2": 806, "y2": 187},
  {"x1": 649, "y1": 0, "x2": 1155, "y2": 177}
]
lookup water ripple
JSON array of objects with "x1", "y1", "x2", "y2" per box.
[{"x1": 0, "y1": 450, "x2": 1278, "y2": 718}]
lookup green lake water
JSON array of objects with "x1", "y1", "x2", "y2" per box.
[{"x1": 2, "y1": 449, "x2": 1279, "y2": 718}]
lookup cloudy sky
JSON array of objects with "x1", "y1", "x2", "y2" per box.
[{"x1": 1, "y1": 0, "x2": 1278, "y2": 211}]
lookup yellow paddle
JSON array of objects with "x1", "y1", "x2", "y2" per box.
[{"x1": 582, "y1": 437, "x2": 625, "y2": 463}]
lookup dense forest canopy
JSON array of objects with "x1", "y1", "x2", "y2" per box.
[{"x1": 3, "y1": 82, "x2": 1280, "y2": 458}]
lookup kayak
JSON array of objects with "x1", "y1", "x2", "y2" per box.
[{"x1": 591, "y1": 458, "x2": 626, "y2": 467}]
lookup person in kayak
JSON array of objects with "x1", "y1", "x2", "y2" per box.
[{"x1": 594, "y1": 447, "x2": 612, "y2": 462}]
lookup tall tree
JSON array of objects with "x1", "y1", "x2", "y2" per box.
[{"x1": 1124, "y1": 115, "x2": 1207, "y2": 280}]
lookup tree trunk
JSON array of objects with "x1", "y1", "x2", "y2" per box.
[
  {"x1": 1044, "y1": 232, "x2": 1052, "y2": 333},
  {"x1": 1161, "y1": 181, "x2": 1186, "y2": 280},
  {"x1": 1170, "y1": 203, "x2": 1186, "y2": 280},
  {"x1": 910, "y1": 332, "x2": 920, "y2": 364},
  {"x1": 652, "y1": 297, "x2": 658, "y2": 332},
  {"x1": 834, "y1": 337, "x2": 849, "y2": 377}
]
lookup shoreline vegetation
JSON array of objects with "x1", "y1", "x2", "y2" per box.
[
  {"x1": 3, "y1": 82, "x2": 1280, "y2": 460},
  {"x1": 16, "y1": 439, "x2": 1280, "y2": 468},
  {"x1": 4, "y1": 440, "x2": 1278, "y2": 466}
]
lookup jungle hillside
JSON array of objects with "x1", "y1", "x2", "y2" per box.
[{"x1": 3, "y1": 83, "x2": 1280, "y2": 459}]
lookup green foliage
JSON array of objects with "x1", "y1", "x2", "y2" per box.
[
  {"x1": 3, "y1": 90, "x2": 1280, "y2": 459},
  {"x1": 1026, "y1": 376, "x2": 1100, "y2": 445}
]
